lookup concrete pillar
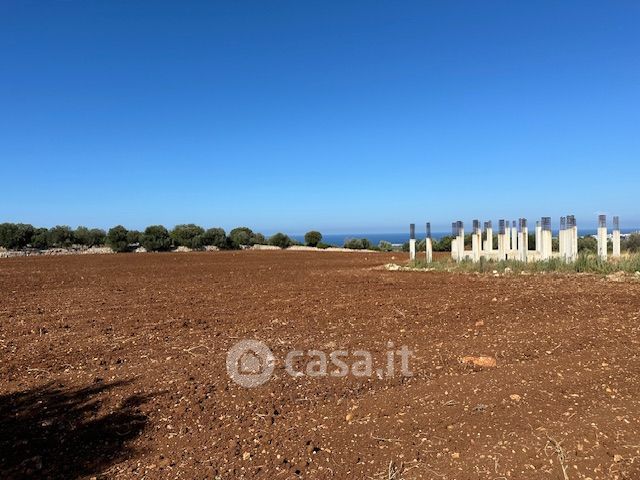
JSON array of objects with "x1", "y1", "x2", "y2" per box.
[
  {"x1": 451, "y1": 222, "x2": 458, "y2": 260},
  {"x1": 504, "y1": 221, "x2": 511, "y2": 255},
  {"x1": 566, "y1": 215, "x2": 577, "y2": 262},
  {"x1": 597, "y1": 215, "x2": 607, "y2": 261},
  {"x1": 573, "y1": 217, "x2": 578, "y2": 262},
  {"x1": 541, "y1": 217, "x2": 552, "y2": 260},
  {"x1": 457, "y1": 221, "x2": 465, "y2": 262},
  {"x1": 498, "y1": 219, "x2": 507, "y2": 260},
  {"x1": 425, "y1": 222, "x2": 433, "y2": 263},
  {"x1": 535, "y1": 221, "x2": 542, "y2": 253},
  {"x1": 484, "y1": 221, "x2": 493, "y2": 253},
  {"x1": 511, "y1": 220, "x2": 518, "y2": 253},
  {"x1": 544, "y1": 218, "x2": 552, "y2": 260},
  {"x1": 409, "y1": 223, "x2": 416, "y2": 261},
  {"x1": 472, "y1": 220, "x2": 481, "y2": 263},
  {"x1": 565, "y1": 216, "x2": 573, "y2": 262},
  {"x1": 613, "y1": 216, "x2": 621, "y2": 258},
  {"x1": 519, "y1": 218, "x2": 528, "y2": 262},
  {"x1": 559, "y1": 216, "x2": 566, "y2": 261}
]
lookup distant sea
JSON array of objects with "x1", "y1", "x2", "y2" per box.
[{"x1": 290, "y1": 228, "x2": 640, "y2": 247}]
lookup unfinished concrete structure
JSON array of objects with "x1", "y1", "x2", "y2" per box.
[
  {"x1": 484, "y1": 221, "x2": 493, "y2": 253},
  {"x1": 564, "y1": 216, "x2": 572, "y2": 261},
  {"x1": 451, "y1": 222, "x2": 458, "y2": 260},
  {"x1": 559, "y1": 216, "x2": 566, "y2": 260},
  {"x1": 613, "y1": 216, "x2": 621, "y2": 258},
  {"x1": 409, "y1": 223, "x2": 416, "y2": 261},
  {"x1": 456, "y1": 221, "x2": 464, "y2": 262},
  {"x1": 472, "y1": 220, "x2": 481, "y2": 262},
  {"x1": 441, "y1": 214, "x2": 622, "y2": 264},
  {"x1": 425, "y1": 222, "x2": 433, "y2": 263},
  {"x1": 498, "y1": 219, "x2": 507, "y2": 260},
  {"x1": 597, "y1": 215, "x2": 608, "y2": 261},
  {"x1": 541, "y1": 217, "x2": 552, "y2": 260},
  {"x1": 518, "y1": 218, "x2": 528, "y2": 262},
  {"x1": 567, "y1": 215, "x2": 578, "y2": 262}
]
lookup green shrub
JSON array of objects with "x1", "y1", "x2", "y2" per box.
[
  {"x1": 74, "y1": 226, "x2": 106, "y2": 247},
  {"x1": 47, "y1": 225, "x2": 74, "y2": 247},
  {"x1": 0, "y1": 223, "x2": 35, "y2": 249},
  {"x1": 171, "y1": 224, "x2": 205, "y2": 249},
  {"x1": 228, "y1": 227, "x2": 264, "y2": 248},
  {"x1": 344, "y1": 238, "x2": 370, "y2": 250},
  {"x1": 304, "y1": 231, "x2": 322, "y2": 247},
  {"x1": 434, "y1": 235, "x2": 454, "y2": 252},
  {"x1": 126, "y1": 230, "x2": 142, "y2": 246},
  {"x1": 201, "y1": 227, "x2": 227, "y2": 248},
  {"x1": 107, "y1": 225, "x2": 131, "y2": 253},
  {"x1": 252, "y1": 232, "x2": 266, "y2": 245},
  {"x1": 578, "y1": 236, "x2": 598, "y2": 253},
  {"x1": 141, "y1": 225, "x2": 172, "y2": 252},
  {"x1": 228, "y1": 227, "x2": 250, "y2": 247},
  {"x1": 31, "y1": 228, "x2": 50, "y2": 249},
  {"x1": 74, "y1": 226, "x2": 91, "y2": 246},
  {"x1": 344, "y1": 238, "x2": 362, "y2": 249},
  {"x1": 268, "y1": 232, "x2": 292, "y2": 249},
  {"x1": 316, "y1": 242, "x2": 331, "y2": 249},
  {"x1": 378, "y1": 240, "x2": 393, "y2": 252},
  {"x1": 624, "y1": 233, "x2": 640, "y2": 253},
  {"x1": 89, "y1": 228, "x2": 106, "y2": 246}
]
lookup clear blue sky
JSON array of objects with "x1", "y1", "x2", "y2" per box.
[{"x1": 1, "y1": 1, "x2": 638, "y2": 234}]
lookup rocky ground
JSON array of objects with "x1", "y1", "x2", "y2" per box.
[
  {"x1": 0, "y1": 246, "x2": 114, "y2": 258},
  {"x1": 1, "y1": 251, "x2": 639, "y2": 479}
]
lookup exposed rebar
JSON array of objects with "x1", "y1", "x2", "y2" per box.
[
  {"x1": 518, "y1": 218, "x2": 527, "y2": 231},
  {"x1": 598, "y1": 215, "x2": 606, "y2": 228}
]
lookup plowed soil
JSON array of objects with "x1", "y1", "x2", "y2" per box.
[{"x1": 1, "y1": 251, "x2": 640, "y2": 479}]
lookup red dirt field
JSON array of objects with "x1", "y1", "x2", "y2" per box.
[{"x1": 1, "y1": 251, "x2": 640, "y2": 479}]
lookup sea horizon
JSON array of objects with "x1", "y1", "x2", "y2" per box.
[{"x1": 290, "y1": 228, "x2": 640, "y2": 246}]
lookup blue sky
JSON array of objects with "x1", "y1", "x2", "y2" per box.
[{"x1": 1, "y1": 1, "x2": 639, "y2": 234}]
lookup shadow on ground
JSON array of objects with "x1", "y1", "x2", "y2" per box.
[{"x1": 0, "y1": 379, "x2": 151, "y2": 479}]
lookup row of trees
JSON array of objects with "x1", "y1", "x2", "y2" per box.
[
  {"x1": 5, "y1": 222, "x2": 636, "y2": 254},
  {"x1": 0, "y1": 223, "x2": 329, "y2": 253},
  {"x1": 0, "y1": 224, "x2": 107, "y2": 250}
]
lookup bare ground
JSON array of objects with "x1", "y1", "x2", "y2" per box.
[{"x1": 1, "y1": 251, "x2": 639, "y2": 479}]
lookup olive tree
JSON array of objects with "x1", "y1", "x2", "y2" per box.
[{"x1": 304, "y1": 231, "x2": 322, "y2": 247}]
